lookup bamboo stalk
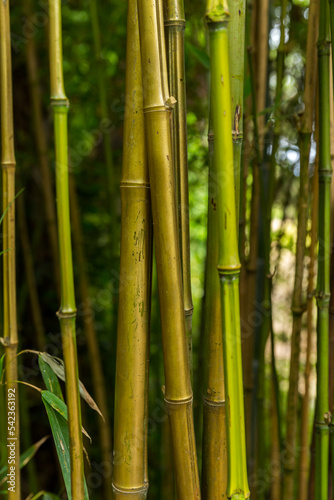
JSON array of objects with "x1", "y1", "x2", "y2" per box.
[
  {"x1": 329, "y1": 0, "x2": 334, "y2": 489},
  {"x1": 298, "y1": 152, "x2": 318, "y2": 500},
  {"x1": 48, "y1": 1, "x2": 84, "y2": 497},
  {"x1": 25, "y1": 0, "x2": 60, "y2": 297},
  {"x1": 69, "y1": 175, "x2": 113, "y2": 500},
  {"x1": 0, "y1": 0, "x2": 21, "y2": 497},
  {"x1": 201, "y1": 117, "x2": 227, "y2": 500},
  {"x1": 206, "y1": 1, "x2": 249, "y2": 498},
  {"x1": 164, "y1": 0, "x2": 193, "y2": 374},
  {"x1": 283, "y1": 0, "x2": 318, "y2": 494},
  {"x1": 137, "y1": 0, "x2": 200, "y2": 496},
  {"x1": 228, "y1": 0, "x2": 246, "y2": 229},
  {"x1": 112, "y1": 1, "x2": 152, "y2": 497},
  {"x1": 315, "y1": 0, "x2": 331, "y2": 495}
]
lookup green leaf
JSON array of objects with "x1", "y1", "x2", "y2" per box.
[
  {"x1": 29, "y1": 490, "x2": 62, "y2": 500},
  {"x1": 42, "y1": 397, "x2": 89, "y2": 500},
  {"x1": 38, "y1": 355, "x2": 64, "y2": 402},
  {"x1": 0, "y1": 436, "x2": 49, "y2": 485},
  {"x1": 186, "y1": 42, "x2": 210, "y2": 70},
  {"x1": 41, "y1": 391, "x2": 91, "y2": 442},
  {"x1": 39, "y1": 353, "x2": 104, "y2": 420}
]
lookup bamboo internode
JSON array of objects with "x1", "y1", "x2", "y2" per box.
[
  {"x1": 48, "y1": 1, "x2": 85, "y2": 497},
  {"x1": 112, "y1": 1, "x2": 151, "y2": 497},
  {"x1": 0, "y1": 0, "x2": 20, "y2": 497}
]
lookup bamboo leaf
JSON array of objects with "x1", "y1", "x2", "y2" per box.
[
  {"x1": 0, "y1": 436, "x2": 49, "y2": 486},
  {"x1": 41, "y1": 391, "x2": 91, "y2": 442},
  {"x1": 40, "y1": 352, "x2": 104, "y2": 421},
  {"x1": 28, "y1": 490, "x2": 62, "y2": 500},
  {"x1": 42, "y1": 397, "x2": 89, "y2": 500},
  {"x1": 185, "y1": 42, "x2": 210, "y2": 70},
  {"x1": 38, "y1": 354, "x2": 64, "y2": 402}
]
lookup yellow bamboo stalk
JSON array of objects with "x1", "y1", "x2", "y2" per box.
[
  {"x1": 137, "y1": 0, "x2": 200, "y2": 496},
  {"x1": 112, "y1": 1, "x2": 152, "y2": 497},
  {"x1": 164, "y1": 0, "x2": 194, "y2": 373},
  {"x1": 0, "y1": 0, "x2": 20, "y2": 497}
]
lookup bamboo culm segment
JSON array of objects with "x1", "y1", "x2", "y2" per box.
[
  {"x1": 227, "y1": 0, "x2": 246, "y2": 230},
  {"x1": 137, "y1": 0, "x2": 200, "y2": 496},
  {"x1": 112, "y1": 1, "x2": 151, "y2": 497},
  {"x1": 315, "y1": 0, "x2": 331, "y2": 494},
  {"x1": 201, "y1": 125, "x2": 227, "y2": 499},
  {"x1": 206, "y1": 1, "x2": 249, "y2": 498},
  {"x1": 49, "y1": 1, "x2": 85, "y2": 497},
  {"x1": 164, "y1": 0, "x2": 194, "y2": 375},
  {"x1": 0, "y1": 0, "x2": 20, "y2": 497}
]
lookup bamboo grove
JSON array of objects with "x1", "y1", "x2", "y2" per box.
[{"x1": 1, "y1": 0, "x2": 334, "y2": 498}]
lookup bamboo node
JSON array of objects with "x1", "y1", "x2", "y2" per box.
[
  {"x1": 164, "y1": 395, "x2": 193, "y2": 405},
  {"x1": 56, "y1": 310, "x2": 77, "y2": 319}
]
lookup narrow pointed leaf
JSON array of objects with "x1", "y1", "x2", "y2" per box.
[
  {"x1": 41, "y1": 391, "x2": 91, "y2": 442},
  {"x1": 38, "y1": 354, "x2": 64, "y2": 402},
  {"x1": 40, "y1": 352, "x2": 104, "y2": 420}
]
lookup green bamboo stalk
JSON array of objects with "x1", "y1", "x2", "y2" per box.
[
  {"x1": 315, "y1": 0, "x2": 331, "y2": 495},
  {"x1": 329, "y1": 0, "x2": 334, "y2": 489},
  {"x1": 228, "y1": 0, "x2": 246, "y2": 230},
  {"x1": 283, "y1": 0, "x2": 318, "y2": 493},
  {"x1": 0, "y1": 0, "x2": 20, "y2": 497},
  {"x1": 25, "y1": 0, "x2": 60, "y2": 297},
  {"x1": 206, "y1": 1, "x2": 249, "y2": 498},
  {"x1": 298, "y1": 155, "x2": 318, "y2": 500},
  {"x1": 69, "y1": 175, "x2": 113, "y2": 500},
  {"x1": 48, "y1": 1, "x2": 84, "y2": 497},
  {"x1": 137, "y1": 0, "x2": 200, "y2": 496},
  {"x1": 201, "y1": 118, "x2": 227, "y2": 500},
  {"x1": 112, "y1": 1, "x2": 151, "y2": 497},
  {"x1": 164, "y1": 0, "x2": 194, "y2": 374}
]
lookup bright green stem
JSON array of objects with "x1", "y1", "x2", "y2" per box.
[
  {"x1": 228, "y1": 0, "x2": 246, "y2": 231},
  {"x1": 315, "y1": 0, "x2": 331, "y2": 497},
  {"x1": 206, "y1": 2, "x2": 249, "y2": 498},
  {"x1": 49, "y1": 1, "x2": 85, "y2": 496}
]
